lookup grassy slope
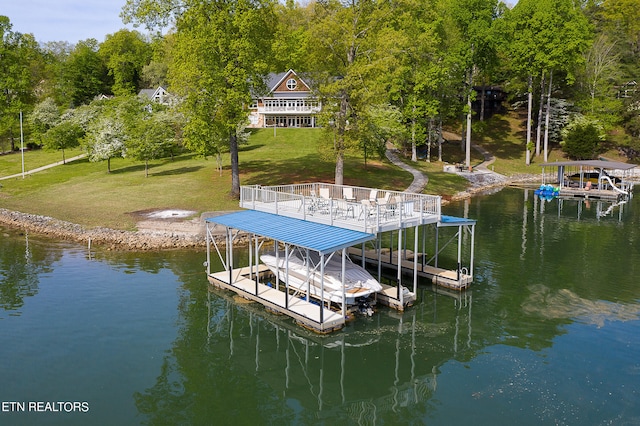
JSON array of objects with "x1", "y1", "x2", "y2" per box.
[
  {"x1": 1, "y1": 112, "x2": 583, "y2": 230},
  {"x1": 0, "y1": 147, "x2": 84, "y2": 176},
  {"x1": 0, "y1": 129, "x2": 413, "y2": 229}
]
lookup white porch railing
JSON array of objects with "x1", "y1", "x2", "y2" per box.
[
  {"x1": 258, "y1": 105, "x2": 321, "y2": 113},
  {"x1": 239, "y1": 183, "x2": 441, "y2": 233}
]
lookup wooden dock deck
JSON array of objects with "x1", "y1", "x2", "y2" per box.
[
  {"x1": 557, "y1": 187, "x2": 625, "y2": 201},
  {"x1": 376, "y1": 284, "x2": 416, "y2": 310},
  {"x1": 207, "y1": 266, "x2": 346, "y2": 333},
  {"x1": 348, "y1": 247, "x2": 472, "y2": 291}
]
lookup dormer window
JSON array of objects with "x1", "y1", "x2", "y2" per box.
[{"x1": 286, "y1": 78, "x2": 297, "y2": 90}]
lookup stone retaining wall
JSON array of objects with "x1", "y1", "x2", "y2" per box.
[{"x1": 0, "y1": 208, "x2": 218, "y2": 251}]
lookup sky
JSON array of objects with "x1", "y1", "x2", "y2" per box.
[
  {"x1": 3, "y1": 0, "x2": 520, "y2": 46},
  {"x1": 2, "y1": 0, "x2": 140, "y2": 45}
]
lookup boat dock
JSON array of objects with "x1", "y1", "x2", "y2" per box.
[
  {"x1": 539, "y1": 160, "x2": 636, "y2": 201},
  {"x1": 348, "y1": 247, "x2": 472, "y2": 291},
  {"x1": 208, "y1": 265, "x2": 346, "y2": 333},
  {"x1": 205, "y1": 183, "x2": 476, "y2": 333}
]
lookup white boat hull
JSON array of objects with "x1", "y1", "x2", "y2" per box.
[{"x1": 260, "y1": 250, "x2": 381, "y2": 306}]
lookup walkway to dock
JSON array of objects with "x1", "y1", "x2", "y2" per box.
[
  {"x1": 0, "y1": 153, "x2": 87, "y2": 181},
  {"x1": 383, "y1": 137, "x2": 508, "y2": 197},
  {"x1": 385, "y1": 146, "x2": 428, "y2": 193}
]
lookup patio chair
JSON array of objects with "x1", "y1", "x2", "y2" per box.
[
  {"x1": 358, "y1": 199, "x2": 376, "y2": 221},
  {"x1": 342, "y1": 187, "x2": 356, "y2": 202},
  {"x1": 333, "y1": 199, "x2": 354, "y2": 219},
  {"x1": 318, "y1": 187, "x2": 331, "y2": 213}
]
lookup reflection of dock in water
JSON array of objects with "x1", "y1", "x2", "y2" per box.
[{"x1": 205, "y1": 286, "x2": 475, "y2": 421}]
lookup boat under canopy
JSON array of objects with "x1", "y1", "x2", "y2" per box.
[
  {"x1": 540, "y1": 160, "x2": 636, "y2": 200},
  {"x1": 260, "y1": 247, "x2": 384, "y2": 307}
]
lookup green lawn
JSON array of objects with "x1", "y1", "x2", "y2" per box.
[
  {"x1": 0, "y1": 113, "x2": 582, "y2": 230},
  {"x1": 0, "y1": 129, "x2": 413, "y2": 229},
  {"x1": 472, "y1": 111, "x2": 566, "y2": 175},
  {"x1": 0, "y1": 147, "x2": 84, "y2": 176}
]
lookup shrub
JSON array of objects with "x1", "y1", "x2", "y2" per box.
[{"x1": 561, "y1": 116, "x2": 605, "y2": 160}]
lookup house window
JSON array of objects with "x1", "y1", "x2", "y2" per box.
[{"x1": 286, "y1": 78, "x2": 297, "y2": 91}]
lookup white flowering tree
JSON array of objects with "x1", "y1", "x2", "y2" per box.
[
  {"x1": 85, "y1": 116, "x2": 127, "y2": 173},
  {"x1": 29, "y1": 98, "x2": 61, "y2": 146}
]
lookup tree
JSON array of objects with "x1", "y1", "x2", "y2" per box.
[
  {"x1": 99, "y1": 29, "x2": 152, "y2": 96},
  {"x1": 29, "y1": 98, "x2": 61, "y2": 146},
  {"x1": 561, "y1": 116, "x2": 604, "y2": 159},
  {"x1": 598, "y1": 0, "x2": 640, "y2": 62},
  {"x1": 359, "y1": 104, "x2": 405, "y2": 164},
  {"x1": 449, "y1": 0, "x2": 500, "y2": 170},
  {"x1": 38, "y1": 41, "x2": 74, "y2": 104},
  {"x1": 271, "y1": 0, "x2": 313, "y2": 72},
  {"x1": 501, "y1": 0, "x2": 591, "y2": 163},
  {"x1": 0, "y1": 16, "x2": 40, "y2": 152},
  {"x1": 84, "y1": 109, "x2": 127, "y2": 173},
  {"x1": 377, "y1": 0, "x2": 467, "y2": 163},
  {"x1": 140, "y1": 34, "x2": 171, "y2": 89},
  {"x1": 581, "y1": 34, "x2": 620, "y2": 113},
  {"x1": 42, "y1": 120, "x2": 83, "y2": 163},
  {"x1": 62, "y1": 39, "x2": 109, "y2": 106},
  {"x1": 124, "y1": 0, "x2": 276, "y2": 197},
  {"x1": 307, "y1": 0, "x2": 387, "y2": 186},
  {"x1": 128, "y1": 105, "x2": 177, "y2": 177}
]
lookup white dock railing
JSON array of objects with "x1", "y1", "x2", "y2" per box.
[{"x1": 239, "y1": 183, "x2": 441, "y2": 233}]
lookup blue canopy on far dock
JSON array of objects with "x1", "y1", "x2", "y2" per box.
[{"x1": 206, "y1": 210, "x2": 376, "y2": 255}]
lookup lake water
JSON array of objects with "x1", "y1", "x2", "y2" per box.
[{"x1": 1, "y1": 187, "x2": 639, "y2": 425}]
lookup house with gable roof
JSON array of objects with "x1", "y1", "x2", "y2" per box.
[
  {"x1": 137, "y1": 86, "x2": 175, "y2": 106},
  {"x1": 248, "y1": 69, "x2": 321, "y2": 128}
]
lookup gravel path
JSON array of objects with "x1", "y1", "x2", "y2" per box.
[{"x1": 383, "y1": 142, "x2": 515, "y2": 199}]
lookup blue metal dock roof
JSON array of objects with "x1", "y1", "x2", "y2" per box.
[
  {"x1": 438, "y1": 215, "x2": 476, "y2": 227},
  {"x1": 206, "y1": 210, "x2": 376, "y2": 254}
]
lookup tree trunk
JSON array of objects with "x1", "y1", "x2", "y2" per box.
[
  {"x1": 108, "y1": 157, "x2": 111, "y2": 173},
  {"x1": 411, "y1": 107, "x2": 417, "y2": 162},
  {"x1": 334, "y1": 92, "x2": 348, "y2": 186},
  {"x1": 62, "y1": 148, "x2": 66, "y2": 165},
  {"x1": 9, "y1": 129, "x2": 16, "y2": 152},
  {"x1": 526, "y1": 75, "x2": 533, "y2": 166},
  {"x1": 230, "y1": 133, "x2": 240, "y2": 199},
  {"x1": 427, "y1": 118, "x2": 433, "y2": 163},
  {"x1": 465, "y1": 97, "x2": 472, "y2": 170},
  {"x1": 536, "y1": 73, "x2": 545, "y2": 157},
  {"x1": 335, "y1": 151, "x2": 344, "y2": 187},
  {"x1": 543, "y1": 70, "x2": 553, "y2": 162},
  {"x1": 465, "y1": 67, "x2": 473, "y2": 170},
  {"x1": 437, "y1": 117, "x2": 443, "y2": 162},
  {"x1": 145, "y1": 159, "x2": 149, "y2": 178},
  {"x1": 479, "y1": 85, "x2": 486, "y2": 122}
]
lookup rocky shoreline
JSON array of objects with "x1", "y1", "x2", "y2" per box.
[
  {"x1": 0, "y1": 174, "x2": 539, "y2": 251},
  {"x1": 0, "y1": 208, "x2": 211, "y2": 251}
]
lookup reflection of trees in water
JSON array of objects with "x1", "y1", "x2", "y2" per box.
[
  {"x1": 446, "y1": 187, "x2": 640, "y2": 351},
  {"x1": 0, "y1": 229, "x2": 60, "y2": 312},
  {"x1": 134, "y1": 278, "x2": 479, "y2": 424},
  {"x1": 134, "y1": 283, "x2": 289, "y2": 424}
]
